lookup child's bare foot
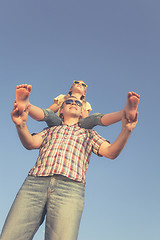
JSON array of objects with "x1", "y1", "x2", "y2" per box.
[
  {"x1": 125, "y1": 92, "x2": 140, "y2": 121},
  {"x1": 16, "y1": 84, "x2": 32, "y2": 114}
]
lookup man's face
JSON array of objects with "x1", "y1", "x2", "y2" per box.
[{"x1": 61, "y1": 97, "x2": 82, "y2": 119}]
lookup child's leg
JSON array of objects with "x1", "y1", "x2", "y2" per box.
[
  {"x1": 95, "y1": 91, "x2": 140, "y2": 127},
  {"x1": 79, "y1": 113, "x2": 104, "y2": 129},
  {"x1": 43, "y1": 109, "x2": 62, "y2": 127},
  {"x1": 125, "y1": 92, "x2": 140, "y2": 121},
  {"x1": 16, "y1": 84, "x2": 32, "y2": 114}
]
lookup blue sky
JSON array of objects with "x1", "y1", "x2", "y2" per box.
[{"x1": 0, "y1": 0, "x2": 160, "y2": 239}]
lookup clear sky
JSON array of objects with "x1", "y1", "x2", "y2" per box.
[{"x1": 0, "y1": 0, "x2": 160, "y2": 239}]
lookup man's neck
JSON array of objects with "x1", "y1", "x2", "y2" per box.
[{"x1": 63, "y1": 117, "x2": 79, "y2": 126}]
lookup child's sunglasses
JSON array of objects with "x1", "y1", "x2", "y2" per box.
[
  {"x1": 73, "y1": 81, "x2": 88, "y2": 88},
  {"x1": 64, "y1": 99, "x2": 82, "y2": 107}
]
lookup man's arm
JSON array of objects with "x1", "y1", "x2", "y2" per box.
[
  {"x1": 11, "y1": 102, "x2": 43, "y2": 150},
  {"x1": 99, "y1": 112, "x2": 138, "y2": 159}
]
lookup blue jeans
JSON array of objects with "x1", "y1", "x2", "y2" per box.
[
  {"x1": 43, "y1": 108, "x2": 104, "y2": 129},
  {"x1": 0, "y1": 175, "x2": 85, "y2": 240}
]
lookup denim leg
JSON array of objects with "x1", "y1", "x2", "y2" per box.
[
  {"x1": 0, "y1": 176, "x2": 50, "y2": 240},
  {"x1": 0, "y1": 175, "x2": 85, "y2": 240},
  {"x1": 79, "y1": 113, "x2": 104, "y2": 129},
  {"x1": 42, "y1": 109, "x2": 62, "y2": 127},
  {"x1": 45, "y1": 175, "x2": 85, "y2": 240}
]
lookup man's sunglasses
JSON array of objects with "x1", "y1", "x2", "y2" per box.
[
  {"x1": 73, "y1": 81, "x2": 88, "y2": 88},
  {"x1": 64, "y1": 99, "x2": 82, "y2": 107}
]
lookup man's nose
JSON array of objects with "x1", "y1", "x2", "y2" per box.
[{"x1": 71, "y1": 101, "x2": 76, "y2": 105}]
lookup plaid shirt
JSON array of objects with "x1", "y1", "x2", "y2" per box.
[{"x1": 28, "y1": 123, "x2": 108, "y2": 184}]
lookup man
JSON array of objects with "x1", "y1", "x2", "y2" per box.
[{"x1": 0, "y1": 96, "x2": 138, "y2": 240}]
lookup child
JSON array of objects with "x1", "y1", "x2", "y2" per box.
[{"x1": 15, "y1": 81, "x2": 140, "y2": 129}]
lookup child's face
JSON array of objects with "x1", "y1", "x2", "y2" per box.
[{"x1": 71, "y1": 80, "x2": 87, "y2": 96}]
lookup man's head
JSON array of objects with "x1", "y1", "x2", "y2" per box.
[{"x1": 60, "y1": 96, "x2": 83, "y2": 122}]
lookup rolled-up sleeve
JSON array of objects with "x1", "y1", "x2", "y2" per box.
[{"x1": 91, "y1": 130, "x2": 110, "y2": 156}]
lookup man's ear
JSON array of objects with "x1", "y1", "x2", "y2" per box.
[
  {"x1": 60, "y1": 107, "x2": 63, "y2": 115},
  {"x1": 80, "y1": 110, "x2": 83, "y2": 118},
  {"x1": 59, "y1": 108, "x2": 64, "y2": 119}
]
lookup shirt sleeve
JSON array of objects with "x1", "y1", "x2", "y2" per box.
[
  {"x1": 91, "y1": 130, "x2": 110, "y2": 157},
  {"x1": 54, "y1": 94, "x2": 66, "y2": 105},
  {"x1": 37, "y1": 127, "x2": 50, "y2": 140},
  {"x1": 82, "y1": 101, "x2": 92, "y2": 112}
]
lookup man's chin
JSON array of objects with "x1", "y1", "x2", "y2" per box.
[{"x1": 69, "y1": 112, "x2": 80, "y2": 118}]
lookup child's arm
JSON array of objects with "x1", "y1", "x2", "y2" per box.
[
  {"x1": 48, "y1": 94, "x2": 67, "y2": 113},
  {"x1": 81, "y1": 109, "x2": 90, "y2": 118},
  {"x1": 48, "y1": 100, "x2": 61, "y2": 113},
  {"x1": 81, "y1": 101, "x2": 92, "y2": 118}
]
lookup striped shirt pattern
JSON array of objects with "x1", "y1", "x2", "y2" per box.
[{"x1": 28, "y1": 124, "x2": 107, "y2": 184}]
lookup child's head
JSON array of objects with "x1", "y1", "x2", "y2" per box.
[{"x1": 68, "y1": 80, "x2": 88, "y2": 100}]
